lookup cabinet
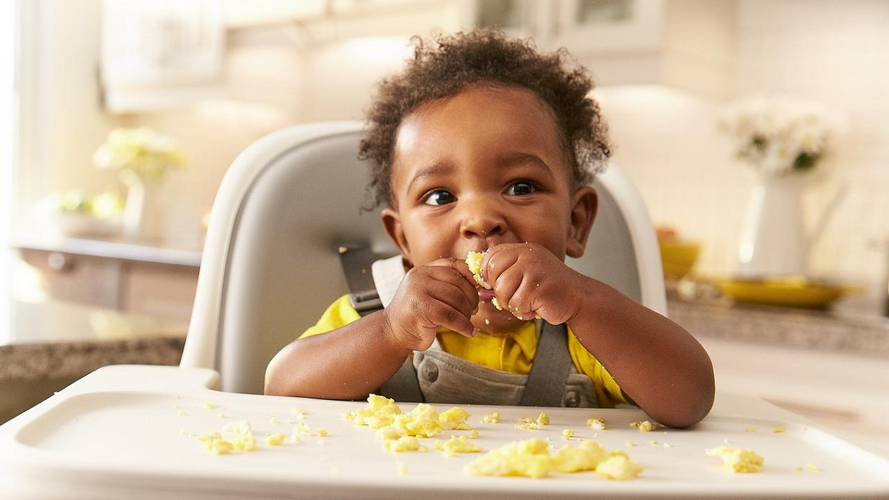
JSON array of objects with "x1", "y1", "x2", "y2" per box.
[
  {"x1": 14, "y1": 246, "x2": 200, "y2": 323},
  {"x1": 466, "y1": 0, "x2": 735, "y2": 99}
]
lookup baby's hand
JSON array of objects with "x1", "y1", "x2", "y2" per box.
[
  {"x1": 480, "y1": 243, "x2": 585, "y2": 325},
  {"x1": 383, "y1": 258, "x2": 479, "y2": 353}
]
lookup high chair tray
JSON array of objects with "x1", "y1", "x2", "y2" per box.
[{"x1": 1, "y1": 365, "x2": 887, "y2": 500}]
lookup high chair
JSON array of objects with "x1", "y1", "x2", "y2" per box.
[{"x1": 181, "y1": 121, "x2": 667, "y2": 395}]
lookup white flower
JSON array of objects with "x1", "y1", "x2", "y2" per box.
[
  {"x1": 719, "y1": 98, "x2": 842, "y2": 177},
  {"x1": 93, "y1": 127, "x2": 185, "y2": 182}
]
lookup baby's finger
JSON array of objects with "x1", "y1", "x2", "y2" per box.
[
  {"x1": 427, "y1": 301, "x2": 477, "y2": 338},
  {"x1": 429, "y1": 257, "x2": 480, "y2": 288},
  {"x1": 425, "y1": 274, "x2": 478, "y2": 319},
  {"x1": 425, "y1": 265, "x2": 480, "y2": 310},
  {"x1": 480, "y1": 245, "x2": 520, "y2": 289}
]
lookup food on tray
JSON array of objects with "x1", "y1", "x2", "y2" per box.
[
  {"x1": 515, "y1": 412, "x2": 550, "y2": 430},
  {"x1": 706, "y1": 446, "x2": 764, "y2": 473},
  {"x1": 464, "y1": 438, "x2": 642, "y2": 480},
  {"x1": 562, "y1": 429, "x2": 575, "y2": 439},
  {"x1": 630, "y1": 420, "x2": 657, "y2": 432},
  {"x1": 435, "y1": 435, "x2": 483, "y2": 457},
  {"x1": 266, "y1": 433, "x2": 287, "y2": 446},
  {"x1": 587, "y1": 417, "x2": 607, "y2": 430},
  {"x1": 481, "y1": 412, "x2": 501, "y2": 424},
  {"x1": 349, "y1": 395, "x2": 474, "y2": 452}
]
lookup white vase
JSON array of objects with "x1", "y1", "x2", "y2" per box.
[
  {"x1": 122, "y1": 170, "x2": 164, "y2": 241},
  {"x1": 737, "y1": 175, "x2": 810, "y2": 277}
]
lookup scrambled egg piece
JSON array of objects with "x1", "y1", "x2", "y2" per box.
[
  {"x1": 383, "y1": 436, "x2": 424, "y2": 453},
  {"x1": 481, "y1": 412, "x2": 501, "y2": 424},
  {"x1": 197, "y1": 432, "x2": 233, "y2": 455},
  {"x1": 515, "y1": 412, "x2": 550, "y2": 430},
  {"x1": 562, "y1": 429, "x2": 575, "y2": 440},
  {"x1": 439, "y1": 407, "x2": 473, "y2": 431},
  {"x1": 392, "y1": 404, "x2": 444, "y2": 438},
  {"x1": 596, "y1": 454, "x2": 645, "y2": 481},
  {"x1": 706, "y1": 446, "x2": 765, "y2": 473},
  {"x1": 465, "y1": 251, "x2": 485, "y2": 287},
  {"x1": 435, "y1": 436, "x2": 483, "y2": 457},
  {"x1": 631, "y1": 420, "x2": 656, "y2": 432},
  {"x1": 587, "y1": 417, "x2": 607, "y2": 430},
  {"x1": 266, "y1": 433, "x2": 287, "y2": 446},
  {"x1": 465, "y1": 439, "x2": 642, "y2": 480},
  {"x1": 490, "y1": 297, "x2": 504, "y2": 311},
  {"x1": 345, "y1": 394, "x2": 403, "y2": 429}
]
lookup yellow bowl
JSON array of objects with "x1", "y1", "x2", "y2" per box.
[
  {"x1": 659, "y1": 240, "x2": 701, "y2": 279},
  {"x1": 715, "y1": 277, "x2": 861, "y2": 309}
]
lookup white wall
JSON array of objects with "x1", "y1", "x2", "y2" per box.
[{"x1": 601, "y1": 0, "x2": 889, "y2": 303}]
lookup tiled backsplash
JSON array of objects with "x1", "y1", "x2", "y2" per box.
[{"x1": 600, "y1": 0, "x2": 889, "y2": 297}]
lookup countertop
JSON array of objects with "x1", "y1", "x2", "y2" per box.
[
  {"x1": 11, "y1": 235, "x2": 203, "y2": 267},
  {"x1": 0, "y1": 299, "x2": 187, "y2": 383},
  {"x1": 667, "y1": 295, "x2": 889, "y2": 358}
]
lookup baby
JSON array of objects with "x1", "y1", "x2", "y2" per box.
[{"x1": 266, "y1": 30, "x2": 714, "y2": 428}]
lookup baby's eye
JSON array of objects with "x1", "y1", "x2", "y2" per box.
[
  {"x1": 422, "y1": 189, "x2": 456, "y2": 206},
  {"x1": 506, "y1": 181, "x2": 535, "y2": 196}
]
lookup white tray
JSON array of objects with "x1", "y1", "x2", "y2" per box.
[{"x1": 2, "y1": 365, "x2": 888, "y2": 499}]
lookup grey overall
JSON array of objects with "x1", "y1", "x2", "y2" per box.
[{"x1": 345, "y1": 253, "x2": 599, "y2": 408}]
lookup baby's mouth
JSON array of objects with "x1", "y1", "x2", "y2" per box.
[{"x1": 478, "y1": 289, "x2": 496, "y2": 301}]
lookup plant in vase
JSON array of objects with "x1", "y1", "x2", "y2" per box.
[
  {"x1": 93, "y1": 127, "x2": 185, "y2": 241},
  {"x1": 719, "y1": 97, "x2": 842, "y2": 278}
]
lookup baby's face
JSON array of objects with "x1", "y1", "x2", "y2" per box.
[{"x1": 381, "y1": 84, "x2": 595, "y2": 331}]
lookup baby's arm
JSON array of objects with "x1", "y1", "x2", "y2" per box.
[
  {"x1": 265, "y1": 258, "x2": 479, "y2": 400},
  {"x1": 480, "y1": 244, "x2": 715, "y2": 428}
]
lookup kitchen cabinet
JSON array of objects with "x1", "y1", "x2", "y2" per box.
[
  {"x1": 13, "y1": 239, "x2": 201, "y2": 322},
  {"x1": 466, "y1": 0, "x2": 735, "y2": 99},
  {"x1": 100, "y1": 0, "x2": 226, "y2": 113}
]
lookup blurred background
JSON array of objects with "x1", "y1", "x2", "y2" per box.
[{"x1": 2, "y1": 0, "x2": 889, "y2": 450}]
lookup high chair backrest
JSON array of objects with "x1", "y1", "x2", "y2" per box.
[{"x1": 181, "y1": 121, "x2": 667, "y2": 394}]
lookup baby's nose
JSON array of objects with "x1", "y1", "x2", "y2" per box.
[{"x1": 459, "y1": 201, "x2": 505, "y2": 239}]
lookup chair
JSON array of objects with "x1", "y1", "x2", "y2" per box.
[{"x1": 180, "y1": 121, "x2": 667, "y2": 395}]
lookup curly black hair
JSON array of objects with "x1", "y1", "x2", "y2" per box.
[{"x1": 358, "y1": 29, "x2": 612, "y2": 209}]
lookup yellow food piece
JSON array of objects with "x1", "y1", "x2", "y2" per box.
[
  {"x1": 316, "y1": 428, "x2": 329, "y2": 437},
  {"x1": 631, "y1": 420, "x2": 655, "y2": 432},
  {"x1": 773, "y1": 427, "x2": 785, "y2": 433},
  {"x1": 562, "y1": 429, "x2": 575, "y2": 440},
  {"x1": 439, "y1": 407, "x2": 473, "y2": 431},
  {"x1": 806, "y1": 463, "x2": 821, "y2": 471},
  {"x1": 203, "y1": 402, "x2": 216, "y2": 410},
  {"x1": 491, "y1": 297, "x2": 504, "y2": 311},
  {"x1": 266, "y1": 433, "x2": 287, "y2": 446},
  {"x1": 383, "y1": 436, "x2": 422, "y2": 453},
  {"x1": 232, "y1": 433, "x2": 257, "y2": 451},
  {"x1": 469, "y1": 429, "x2": 479, "y2": 439},
  {"x1": 197, "y1": 432, "x2": 235, "y2": 455},
  {"x1": 536, "y1": 413, "x2": 550, "y2": 425},
  {"x1": 376, "y1": 426, "x2": 405, "y2": 441},
  {"x1": 587, "y1": 417, "x2": 606, "y2": 430},
  {"x1": 396, "y1": 462, "x2": 409, "y2": 475},
  {"x1": 706, "y1": 446, "x2": 764, "y2": 473},
  {"x1": 435, "y1": 435, "x2": 483, "y2": 457},
  {"x1": 392, "y1": 404, "x2": 443, "y2": 438},
  {"x1": 465, "y1": 439, "x2": 641, "y2": 480},
  {"x1": 293, "y1": 422, "x2": 312, "y2": 436},
  {"x1": 221, "y1": 420, "x2": 252, "y2": 435},
  {"x1": 345, "y1": 394, "x2": 403, "y2": 429},
  {"x1": 596, "y1": 454, "x2": 645, "y2": 481},
  {"x1": 465, "y1": 251, "x2": 485, "y2": 287},
  {"x1": 481, "y1": 412, "x2": 501, "y2": 424}
]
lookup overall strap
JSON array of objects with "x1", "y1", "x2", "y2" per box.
[
  {"x1": 339, "y1": 249, "x2": 424, "y2": 402},
  {"x1": 518, "y1": 321, "x2": 573, "y2": 407}
]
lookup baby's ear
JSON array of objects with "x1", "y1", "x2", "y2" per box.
[
  {"x1": 381, "y1": 207, "x2": 412, "y2": 265},
  {"x1": 566, "y1": 186, "x2": 598, "y2": 258}
]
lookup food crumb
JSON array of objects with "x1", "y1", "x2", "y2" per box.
[
  {"x1": 481, "y1": 412, "x2": 500, "y2": 424},
  {"x1": 396, "y1": 462, "x2": 408, "y2": 475},
  {"x1": 562, "y1": 429, "x2": 575, "y2": 440},
  {"x1": 203, "y1": 402, "x2": 216, "y2": 410},
  {"x1": 316, "y1": 428, "x2": 329, "y2": 437},
  {"x1": 631, "y1": 420, "x2": 656, "y2": 432},
  {"x1": 587, "y1": 417, "x2": 606, "y2": 430},
  {"x1": 266, "y1": 433, "x2": 287, "y2": 446},
  {"x1": 706, "y1": 446, "x2": 764, "y2": 473},
  {"x1": 806, "y1": 463, "x2": 821, "y2": 472},
  {"x1": 469, "y1": 429, "x2": 479, "y2": 439},
  {"x1": 773, "y1": 427, "x2": 785, "y2": 433}
]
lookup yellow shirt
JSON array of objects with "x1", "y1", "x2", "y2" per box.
[{"x1": 300, "y1": 294, "x2": 627, "y2": 407}]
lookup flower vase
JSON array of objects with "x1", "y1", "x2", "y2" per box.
[
  {"x1": 737, "y1": 175, "x2": 809, "y2": 277},
  {"x1": 122, "y1": 171, "x2": 164, "y2": 241}
]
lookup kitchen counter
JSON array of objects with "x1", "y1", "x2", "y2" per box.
[
  {"x1": 0, "y1": 299, "x2": 187, "y2": 423},
  {"x1": 668, "y1": 295, "x2": 889, "y2": 358}
]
